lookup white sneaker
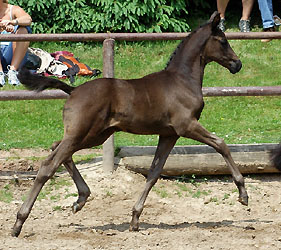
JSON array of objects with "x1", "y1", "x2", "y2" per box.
[
  {"x1": 7, "y1": 67, "x2": 20, "y2": 86},
  {"x1": 0, "y1": 71, "x2": 5, "y2": 87}
]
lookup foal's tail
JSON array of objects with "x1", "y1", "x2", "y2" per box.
[
  {"x1": 270, "y1": 143, "x2": 281, "y2": 171},
  {"x1": 18, "y1": 68, "x2": 75, "y2": 95}
]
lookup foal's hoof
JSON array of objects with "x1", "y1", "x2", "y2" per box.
[
  {"x1": 11, "y1": 230, "x2": 19, "y2": 237},
  {"x1": 129, "y1": 225, "x2": 139, "y2": 232},
  {"x1": 11, "y1": 221, "x2": 22, "y2": 237},
  {"x1": 238, "y1": 195, "x2": 248, "y2": 206},
  {"x1": 11, "y1": 228, "x2": 21, "y2": 237},
  {"x1": 72, "y1": 202, "x2": 82, "y2": 213},
  {"x1": 129, "y1": 222, "x2": 140, "y2": 232}
]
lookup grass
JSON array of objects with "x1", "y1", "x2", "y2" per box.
[
  {"x1": 20, "y1": 176, "x2": 73, "y2": 202},
  {"x1": 0, "y1": 184, "x2": 13, "y2": 203},
  {"x1": 73, "y1": 153, "x2": 102, "y2": 164},
  {"x1": 152, "y1": 185, "x2": 169, "y2": 198},
  {"x1": 152, "y1": 176, "x2": 238, "y2": 205},
  {"x1": 0, "y1": 29, "x2": 280, "y2": 150}
]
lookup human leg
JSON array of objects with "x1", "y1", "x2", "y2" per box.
[
  {"x1": 241, "y1": 0, "x2": 254, "y2": 20},
  {"x1": 258, "y1": 0, "x2": 275, "y2": 42},
  {"x1": 0, "y1": 48, "x2": 6, "y2": 86},
  {"x1": 217, "y1": 0, "x2": 229, "y2": 19},
  {"x1": 10, "y1": 27, "x2": 30, "y2": 71},
  {"x1": 0, "y1": 71, "x2": 5, "y2": 87},
  {"x1": 216, "y1": 0, "x2": 229, "y2": 31},
  {"x1": 239, "y1": 0, "x2": 254, "y2": 32},
  {"x1": 5, "y1": 26, "x2": 30, "y2": 85},
  {"x1": 257, "y1": 0, "x2": 274, "y2": 29}
]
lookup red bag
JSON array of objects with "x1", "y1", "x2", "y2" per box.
[
  {"x1": 59, "y1": 55, "x2": 94, "y2": 76},
  {"x1": 51, "y1": 51, "x2": 101, "y2": 83},
  {"x1": 51, "y1": 51, "x2": 74, "y2": 60}
]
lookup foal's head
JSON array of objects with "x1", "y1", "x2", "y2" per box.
[{"x1": 202, "y1": 12, "x2": 242, "y2": 74}]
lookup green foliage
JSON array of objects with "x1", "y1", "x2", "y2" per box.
[{"x1": 9, "y1": 0, "x2": 190, "y2": 33}]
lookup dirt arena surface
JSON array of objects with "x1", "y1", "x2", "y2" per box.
[{"x1": 0, "y1": 149, "x2": 281, "y2": 250}]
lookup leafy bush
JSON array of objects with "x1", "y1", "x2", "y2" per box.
[{"x1": 9, "y1": 0, "x2": 190, "y2": 33}]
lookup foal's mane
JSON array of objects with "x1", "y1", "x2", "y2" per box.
[{"x1": 164, "y1": 22, "x2": 211, "y2": 69}]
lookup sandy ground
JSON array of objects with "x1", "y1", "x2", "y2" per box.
[{"x1": 0, "y1": 150, "x2": 281, "y2": 250}]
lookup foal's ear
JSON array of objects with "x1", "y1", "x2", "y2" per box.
[{"x1": 209, "y1": 11, "x2": 221, "y2": 31}]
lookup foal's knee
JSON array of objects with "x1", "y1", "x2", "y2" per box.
[
  {"x1": 214, "y1": 137, "x2": 230, "y2": 156},
  {"x1": 36, "y1": 159, "x2": 55, "y2": 183}
]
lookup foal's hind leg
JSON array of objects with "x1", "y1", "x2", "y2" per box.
[
  {"x1": 63, "y1": 158, "x2": 91, "y2": 213},
  {"x1": 12, "y1": 139, "x2": 76, "y2": 237},
  {"x1": 179, "y1": 119, "x2": 248, "y2": 205},
  {"x1": 130, "y1": 135, "x2": 178, "y2": 231},
  {"x1": 51, "y1": 141, "x2": 91, "y2": 213}
]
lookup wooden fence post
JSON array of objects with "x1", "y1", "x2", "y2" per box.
[{"x1": 102, "y1": 38, "x2": 115, "y2": 173}]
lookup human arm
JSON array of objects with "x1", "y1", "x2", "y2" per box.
[
  {"x1": 0, "y1": 19, "x2": 14, "y2": 32},
  {"x1": 0, "y1": 5, "x2": 32, "y2": 32},
  {"x1": 11, "y1": 5, "x2": 32, "y2": 26},
  {"x1": 1, "y1": 5, "x2": 32, "y2": 28}
]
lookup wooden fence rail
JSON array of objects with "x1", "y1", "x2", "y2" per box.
[
  {"x1": 1, "y1": 32, "x2": 281, "y2": 42},
  {"x1": 1, "y1": 86, "x2": 281, "y2": 101}
]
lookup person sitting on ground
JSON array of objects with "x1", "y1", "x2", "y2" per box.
[
  {"x1": 0, "y1": 0, "x2": 32, "y2": 87},
  {"x1": 216, "y1": 0, "x2": 254, "y2": 32}
]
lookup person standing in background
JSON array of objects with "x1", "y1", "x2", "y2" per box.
[
  {"x1": 216, "y1": 0, "x2": 255, "y2": 32},
  {"x1": 257, "y1": 0, "x2": 280, "y2": 42}
]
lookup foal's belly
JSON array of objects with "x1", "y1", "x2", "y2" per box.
[{"x1": 113, "y1": 119, "x2": 176, "y2": 136}]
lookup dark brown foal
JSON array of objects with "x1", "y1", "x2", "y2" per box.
[{"x1": 12, "y1": 11, "x2": 248, "y2": 237}]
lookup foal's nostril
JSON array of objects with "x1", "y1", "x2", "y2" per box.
[{"x1": 235, "y1": 60, "x2": 242, "y2": 72}]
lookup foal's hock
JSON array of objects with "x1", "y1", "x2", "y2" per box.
[{"x1": 12, "y1": 12, "x2": 248, "y2": 237}]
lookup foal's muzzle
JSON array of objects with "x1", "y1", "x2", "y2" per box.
[{"x1": 229, "y1": 60, "x2": 242, "y2": 74}]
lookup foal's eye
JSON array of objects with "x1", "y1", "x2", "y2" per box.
[{"x1": 220, "y1": 39, "x2": 228, "y2": 46}]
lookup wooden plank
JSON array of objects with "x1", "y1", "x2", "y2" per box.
[
  {"x1": 120, "y1": 151, "x2": 279, "y2": 176},
  {"x1": 118, "y1": 144, "x2": 278, "y2": 157}
]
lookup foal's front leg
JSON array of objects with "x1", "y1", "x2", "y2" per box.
[
  {"x1": 130, "y1": 135, "x2": 178, "y2": 231},
  {"x1": 180, "y1": 119, "x2": 248, "y2": 205}
]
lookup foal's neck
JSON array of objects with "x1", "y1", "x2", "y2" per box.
[{"x1": 165, "y1": 25, "x2": 212, "y2": 82}]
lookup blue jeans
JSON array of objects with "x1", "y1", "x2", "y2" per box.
[
  {"x1": 0, "y1": 25, "x2": 32, "y2": 72},
  {"x1": 258, "y1": 0, "x2": 274, "y2": 29}
]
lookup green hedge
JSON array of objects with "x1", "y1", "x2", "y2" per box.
[{"x1": 9, "y1": 0, "x2": 197, "y2": 33}]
